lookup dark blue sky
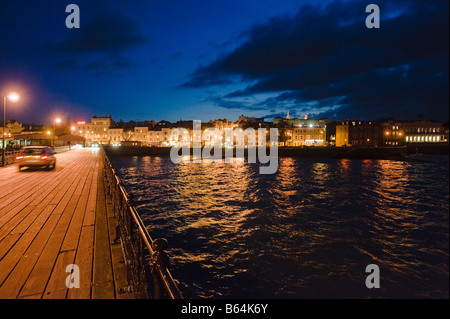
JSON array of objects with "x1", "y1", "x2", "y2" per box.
[{"x1": 0, "y1": 0, "x2": 448, "y2": 125}]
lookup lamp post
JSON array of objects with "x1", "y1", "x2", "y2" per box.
[
  {"x1": 53, "y1": 117, "x2": 62, "y2": 147},
  {"x1": 2, "y1": 93, "x2": 19, "y2": 167}
]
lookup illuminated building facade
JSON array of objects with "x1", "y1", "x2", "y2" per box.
[
  {"x1": 381, "y1": 121, "x2": 405, "y2": 146},
  {"x1": 292, "y1": 126, "x2": 325, "y2": 146},
  {"x1": 403, "y1": 121, "x2": 444, "y2": 144},
  {"x1": 107, "y1": 128, "x2": 123, "y2": 145},
  {"x1": 72, "y1": 116, "x2": 113, "y2": 144},
  {"x1": 70, "y1": 115, "x2": 447, "y2": 148},
  {"x1": 335, "y1": 122, "x2": 350, "y2": 147}
]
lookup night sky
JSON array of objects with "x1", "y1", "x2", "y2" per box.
[{"x1": 0, "y1": 0, "x2": 448, "y2": 125}]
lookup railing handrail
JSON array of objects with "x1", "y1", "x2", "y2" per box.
[
  {"x1": 100, "y1": 147, "x2": 183, "y2": 299},
  {"x1": 112, "y1": 168, "x2": 183, "y2": 299}
]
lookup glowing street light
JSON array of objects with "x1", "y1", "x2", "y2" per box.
[
  {"x1": 2, "y1": 92, "x2": 20, "y2": 167},
  {"x1": 53, "y1": 117, "x2": 62, "y2": 147},
  {"x1": 8, "y1": 93, "x2": 19, "y2": 102}
]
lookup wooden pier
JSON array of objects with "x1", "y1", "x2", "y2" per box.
[{"x1": 0, "y1": 148, "x2": 132, "y2": 299}]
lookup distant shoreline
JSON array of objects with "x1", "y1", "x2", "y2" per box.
[{"x1": 103, "y1": 144, "x2": 448, "y2": 161}]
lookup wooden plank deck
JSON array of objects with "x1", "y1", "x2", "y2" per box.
[{"x1": 0, "y1": 148, "x2": 133, "y2": 299}]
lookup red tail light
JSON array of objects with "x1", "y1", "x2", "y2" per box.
[
  {"x1": 41, "y1": 155, "x2": 48, "y2": 160},
  {"x1": 16, "y1": 155, "x2": 24, "y2": 160}
]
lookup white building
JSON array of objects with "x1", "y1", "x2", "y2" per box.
[
  {"x1": 72, "y1": 116, "x2": 113, "y2": 144},
  {"x1": 107, "y1": 128, "x2": 123, "y2": 145}
]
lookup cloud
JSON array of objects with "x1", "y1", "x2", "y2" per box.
[{"x1": 181, "y1": 0, "x2": 449, "y2": 120}]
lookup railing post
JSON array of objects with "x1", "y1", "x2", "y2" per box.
[
  {"x1": 127, "y1": 192, "x2": 135, "y2": 240},
  {"x1": 150, "y1": 238, "x2": 170, "y2": 299}
]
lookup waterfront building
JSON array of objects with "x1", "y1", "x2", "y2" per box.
[
  {"x1": 402, "y1": 120, "x2": 444, "y2": 144},
  {"x1": 349, "y1": 121, "x2": 382, "y2": 147},
  {"x1": 147, "y1": 130, "x2": 160, "y2": 145},
  {"x1": 72, "y1": 115, "x2": 113, "y2": 144},
  {"x1": 335, "y1": 122, "x2": 350, "y2": 147},
  {"x1": 107, "y1": 128, "x2": 124, "y2": 145},
  {"x1": 160, "y1": 128, "x2": 172, "y2": 146},
  {"x1": 272, "y1": 113, "x2": 327, "y2": 147},
  {"x1": 381, "y1": 121, "x2": 405, "y2": 146},
  {"x1": 335, "y1": 121, "x2": 382, "y2": 147},
  {"x1": 133, "y1": 127, "x2": 149, "y2": 145},
  {"x1": 292, "y1": 126, "x2": 325, "y2": 146}
]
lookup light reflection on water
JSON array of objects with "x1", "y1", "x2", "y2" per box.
[{"x1": 111, "y1": 155, "x2": 449, "y2": 298}]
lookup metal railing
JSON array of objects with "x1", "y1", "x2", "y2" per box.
[
  {"x1": 100, "y1": 147, "x2": 183, "y2": 299},
  {"x1": 1, "y1": 149, "x2": 18, "y2": 166},
  {"x1": 53, "y1": 145, "x2": 71, "y2": 153},
  {"x1": 1, "y1": 146, "x2": 72, "y2": 167}
]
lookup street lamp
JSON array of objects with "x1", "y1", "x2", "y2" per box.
[
  {"x1": 2, "y1": 93, "x2": 19, "y2": 167},
  {"x1": 53, "y1": 117, "x2": 61, "y2": 147}
]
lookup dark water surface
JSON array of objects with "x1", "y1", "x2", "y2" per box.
[{"x1": 110, "y1": 155, "x2": 449, "y2": 299}]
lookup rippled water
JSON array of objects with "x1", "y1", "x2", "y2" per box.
[{"x1": 109, "y1": 154, "x2": 449, "y2": 299}]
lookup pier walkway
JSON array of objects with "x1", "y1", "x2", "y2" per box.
[{"x1": 0, "y1": 148, "x2": 132, "y2": 299}]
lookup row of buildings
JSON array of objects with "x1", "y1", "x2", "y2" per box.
[
  {"x1": 2, "y1": 113, "x2": 448, "y2": 149},
  {"x1": 0, "y1": 121, "x2": 84, "y2": 149},
  {"x1": 69, "y1": 114, "x2": 448, "y2": 148},
  {"x1": 333, "y1": 119, "x2": 446, "y2": 147},
  {"x1": 66, "y1": 115, "x2": 331, "y2": 147}
]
